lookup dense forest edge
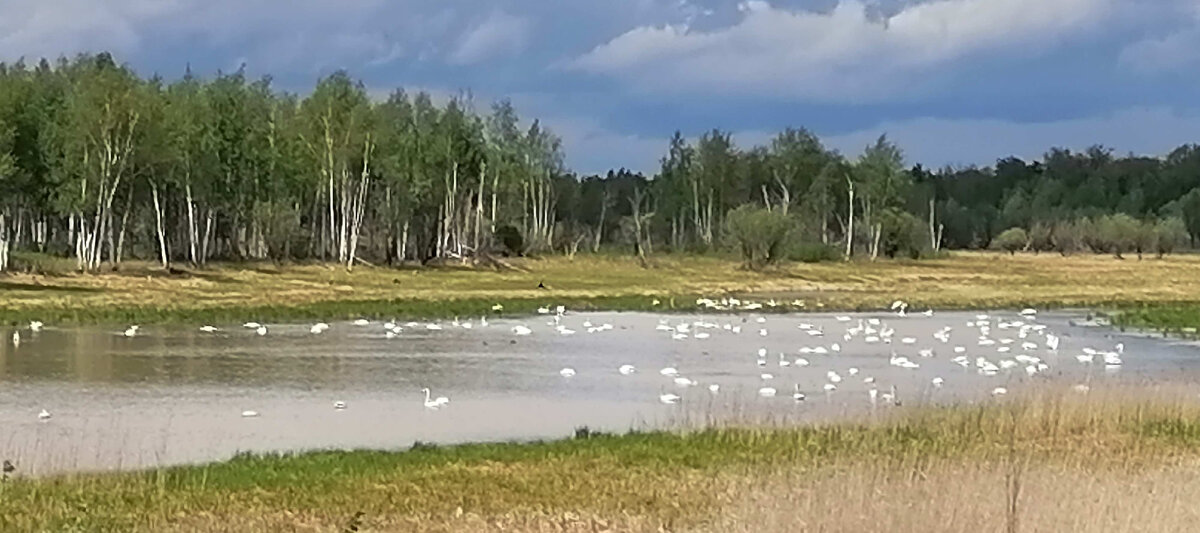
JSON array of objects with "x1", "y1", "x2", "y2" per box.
[{"x1": 2, "y1": 53, "x2": 1200, "y2": 275}]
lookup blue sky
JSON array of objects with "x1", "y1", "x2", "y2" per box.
[{"x1": 3, "y1": 0, "x2": 1199, "y2": 174}]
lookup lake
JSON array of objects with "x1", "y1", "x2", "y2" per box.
[{"x1": 0, "y1": 309, "x2": 1194, "y2": 475}]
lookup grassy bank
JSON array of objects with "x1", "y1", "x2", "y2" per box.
[
  {"x1": 5, "y1": 251, "x2": 1200, "y2": 325},
  {"x1": 4, "y1": 388, "x2": 1200, "y2": 531}
]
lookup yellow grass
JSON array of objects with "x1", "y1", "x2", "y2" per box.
[{"x1": 2, "y1": 252, "x2": 1199, "y2": 324}]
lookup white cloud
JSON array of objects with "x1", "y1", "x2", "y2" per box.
[
  {"x1": 821, "y1": 107, "x2": 1200, "y2": 167},
  {"x1": 449, "y1": 11, "x2": 532, "y2": 65},
  {"x1": 0, "y1": 0, "x2": 170, "y2": 60},
  {"x1": 573, "y1": 0, "x2": 1114, "y2": 101}
]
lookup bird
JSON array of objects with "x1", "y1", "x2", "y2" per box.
[
  {"x1": 991, "y1": 387, "x2": 1008, "y2": 396},
  {"x1": 255, "y1": 326, "x2": 268, "y2": 336},
  {"x1": 559, "y1": 368, "x2": 577, "y2": 378},
  {"x1": 123, "y1": 325, "x2": 139, "y2": 337},
  {"x1": 931, "y1": 377, "x2": 945, "y2": 388},
  {"x1": 708, "y1": 384, "x2": 720, "y2": 394},
  {"x1": 619, "y1": 364, "x2": 636, "y2": 375},
  {"x1": 2, "y1": 460, "x2": 13, "y2": 480},
  {"x1": 512, "y1": 325, "x2": 532, "y2": 336},
  {"x1": 491, "y1": 303, "x2": 504, "y2": 312},
  {"x1": 10, "y1": 331, "x2": 18, "y2": 348},
  {"x1": 243, "y1": 322, "x2": 261, "y2": 329},
  {"x1": 241, "y1": 410, "x2": 260, "y2": 418},
  {"x1": 310, "y1": 323, "x2": 330, "y2": 334},
  {"x1": 757, "y1": 387, "x2": 777, "y2": 398},
  {"x1": 333, "y1": 401, "x2": 347, "y2": 410},
  {"x1": 422, "y1": 388, "x2": 449, "y2": 409},
  {"x1": 537, "y1": 281, "x2": 547, "y2": 290},
  {"x1": 353, "y1": 319, "x2": 370, "y2": 326},
  {"x1": 28, "y1": 321, "x2": 43, "y2": 333},
  {"x1": 659, "y1": 367, "x2": 679, "y2": 377},
  {"x1": 659, "y1": 392, "x2": 681, "y2": 404},
  {"x1": 37, "y1": 409, "x2": 51, "y2": 421},
  {"x1": 823, "y1": 383, "x2": 838, "y2": 392},
  {"x1": 199, "y1": 325, "x2": 218, "y2": 333},
  {"x1": 792, "y1": 385, "x2": 806, "y2": 402}
]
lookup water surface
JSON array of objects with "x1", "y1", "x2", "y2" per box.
[{"x1": 0, "y1": 310, "x2": 1194, "y2": 475}]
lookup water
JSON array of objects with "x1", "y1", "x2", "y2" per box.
[{"x1": 0, "y1": 310, "x2": 1195, "y2": 475}]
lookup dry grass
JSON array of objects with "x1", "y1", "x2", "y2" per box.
[
  {"x1": 5, "y1": 386, "x2": 1200, "y2": 531},
  {"x1": 2, "y1": 251, "x2": 1200, "y2": 324}
]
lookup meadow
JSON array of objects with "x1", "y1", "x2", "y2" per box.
[
  {"x1": 2, "y1": 387, "x2": 1199, "y2": 531},
  {"x1": 4, "y1": 251, "x2": 1200, "y2": 327}
]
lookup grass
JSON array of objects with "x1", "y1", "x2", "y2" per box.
[
  {"x1": 6, "y1": 251, "x2": 1200, "y2": 325},
  {"x1": 5, "y1": 387, "x2": 1200, "y2": 531}
]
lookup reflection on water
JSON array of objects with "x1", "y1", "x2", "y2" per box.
[{"x1": 0, "y1": 311, "x2": 1195, "y2": 475}]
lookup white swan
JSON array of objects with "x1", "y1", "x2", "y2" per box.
[
  {"x1": 559, "y1": 368, "x2": 577, "y2": 378},
  {"x1": 659, "y1": 392, "x2": 681, "y2": 404},
  {"x1": 29, "y1": 321, "x2": 43, "y2": 332},
  {"x1": 123, "y1": 325, "x2": 139, "y2": 337},
  {"x1": 10, "y1": 331, "x2": 18, "y2": 348},
  {"x1": 199, "y1": 326, "x2": 218, "y2": 333},
  {"x1": 241, "y1": 410, "x2": 260, "y2": 418},
  {"x1": 659, "y1": 367, "x2": 679, "y2": 377},
  {"x1": 256, "y1": 326, "x2": 268, "y2": 336},
  {"x1": 353, "y1": 319, "x2": 370, "y2": 326},
  {"x1": 422, "y1": 388, "x2": 449, "y2": 409},
  {"x1": 243, "y1": 322, "x2": 261, "y2": 329},
  {"x1": 757, "y1": 387, "x2": 777, "y2": 398},
  {"x1": 333, "y1": 401, "x2": 347, "y2": 410},
  {"x1": 512, "y1": 325, "x2": 532, "y2": 336},
  {"x1": 37, "y1": 409, "x2": 51, "y2": 421},
  {"x1": 618, "y1": 365, "x2": 636, "y2": 375}
]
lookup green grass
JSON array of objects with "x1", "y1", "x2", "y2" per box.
[{"x1": 4, "y1": 390, "x2": 1200, "y2": 531}]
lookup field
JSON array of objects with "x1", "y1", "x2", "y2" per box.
[
  {"x1": 2, "y1": 387, "x2": 1199, "y2": 531},
  {"x1": 3, "y1": 251, "x2": 1200, "y2": 326},
  {"x1": 6, "y1": 251, "x2": 1200, "y2": 531}
]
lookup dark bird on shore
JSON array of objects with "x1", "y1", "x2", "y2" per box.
[
  {"x1": 537, "y1": 281, "x2": 547, "y2": 289},
  {"x1": 3, "y1": 460, "x2": 14, "y2": 480}
]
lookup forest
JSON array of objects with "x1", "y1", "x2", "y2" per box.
[{"x1": 2, "y1": 53, "x2": 1200, "y2": 273}]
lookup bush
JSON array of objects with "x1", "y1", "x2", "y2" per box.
[
  {"x1": 788, "y1": 242, "x2": 842, "y2": 263},
  {"x1": 877, "y1": 209, "x2": 930, "y2": 259},
  {"x1": 991, "y1": 227, "x2": 1028, "y2": 255},
  {"x1": 1097, "y1": 213, "x2": 1140, "y2": 259},
  {"x1": 723, "y1": 205, "x2": 792, "y2": 270},
  {"x1": 7, "y1": 251, "x2": 76, "y2": 275},
  {"x1": 1051, "y1": 220, "x2": 1082, "y2": 255},
  {"x1": 494, "y1": 225, "x2": 524, "y2": 256},
  {"x1": 1154, "y1": 217, "x2": 1189, "y2": 257}
]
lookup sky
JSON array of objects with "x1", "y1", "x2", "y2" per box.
[{"x1": 3, "y1": 0, "x2": 1199, "y2": 175}]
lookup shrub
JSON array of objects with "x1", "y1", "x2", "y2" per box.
[
  {"x1": 788, "y1": 242, "x2": 842, "y2": 263},
  {"x1": 1154, "y1": 217, "x2": 1189, "y2": 257},
  {"x1": 1051, "y1": 220, "x2": 1082, "y2": 255},
  {"x1": 723, "y1": 205, "x2": 792, "y2": 270},
  {"x1": 991, "y1": 227, "x2": 1028, "y2": 255},
  {"x1": 1097, "y1": 214, "x2": 1140, "y2": 259},
  {"x1": 494, "y1": 225, "x2": 524, "y2": 256},
  {"x1": 877, "y1": 209, "x2": 930, "y2": 259}
]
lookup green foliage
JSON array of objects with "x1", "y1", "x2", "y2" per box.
[
  {"x1": 1097, "y1": 213, "x2": 1141, "y2": 259},
  {"x1": 991, "y1": 227, "x2": 1028, "y2": 254},
  {"x1": 723, "y1": 205, "x2": 792, "y2": 269},
  {"x1": 1154, "y1": 217, "x2": 1189, "y2": 257},
  {"x1": 494, "y1": 225, "x2": 524, "y2": 256},
  {"x1": 877, "y1": 208, "x2": 929, "y2": 259},
  {"x1": 787, "y1": 242, "x2": 842, "y2": 263}
]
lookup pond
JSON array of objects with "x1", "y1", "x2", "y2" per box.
[{"x1": 0, "y1": 309, "x2": 1194, "y2": 475}]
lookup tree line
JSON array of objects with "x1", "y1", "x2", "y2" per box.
[{"x1": 2, "y1": 53, "x2": 1199, "y2": 273}]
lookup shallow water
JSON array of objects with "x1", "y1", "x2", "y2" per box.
[{"x1": 0, "y1": 310, "x2": 1196, "y2": 475}]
